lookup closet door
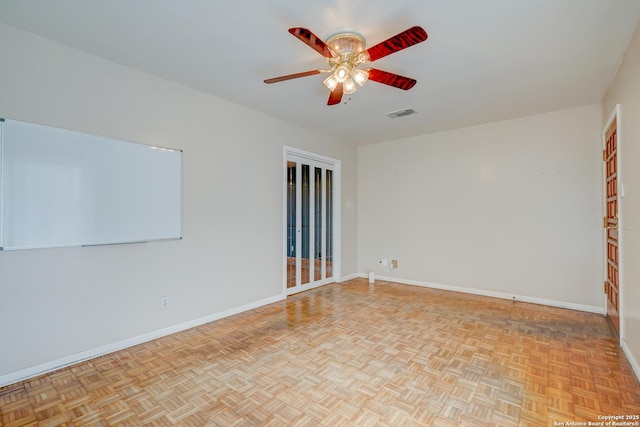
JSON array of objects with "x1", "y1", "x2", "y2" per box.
[{"x1": 286, "y1": 154, "x2": 334, "y2": 295}]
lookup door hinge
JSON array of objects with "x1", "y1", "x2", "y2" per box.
[
  {"x1": 604, "y1": 281, "x2": 608, "y2": 293},
  {"x1": 603, "y1": 216, "x2": 607, "y2": 228},
  {"x1": 603, "y1": 149, "x2": 607, "y2": 161}
]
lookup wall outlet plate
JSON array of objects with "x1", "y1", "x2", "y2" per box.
[{"x1": 160, "y1": 296, "x2": 169, "y2": 309}]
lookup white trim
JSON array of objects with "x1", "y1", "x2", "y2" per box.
[
  {"x1": 621, "y1": 339, "x2": 640, "y2": 383},
  {"x1": 282, "y1": 153, "x2": 288, "y2": 294},
  {"x1": 617, "y1": 104, "x2": 625, "y2": 341},
  {"x1": 604, "y1": 104, "x2": 620, "y2": 133},
  {"x1": 340, "y1": 273, "x2": 360, "y2": 282},
  {"x1": 357, "y1": 273, "x2": 604, "y2": 314},
  {"x1": 0, "y1": 293, "x2": 285, "y2": 388},
  {"x1": 284, "y1": 146, "x2": 339, "y2": 166},
  {"x1": 321, "y1": 168, "x2": 327, "y2": 281},
  {"x1": 332, "y1": 163, "x2": 342, "y2": 282}
]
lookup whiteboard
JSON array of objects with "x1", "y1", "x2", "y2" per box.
[{"x1": 0, "y1": 119, "x2": 182, "y2": 250}]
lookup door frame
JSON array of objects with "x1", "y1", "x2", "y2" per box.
[
  {"x1": 603, "y1": 104, "x2": 624, "y2": 341},
  {"x1": 283, "y1": 146, "x2": 341, "y2": 295}
]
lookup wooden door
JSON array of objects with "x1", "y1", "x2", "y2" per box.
[{"x1": 604, "y1": 116, "x2": 620, "y2": 336}]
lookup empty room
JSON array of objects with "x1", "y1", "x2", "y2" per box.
[{"x1": 1, "y1": 1, "x2": 639, "y2": 426}]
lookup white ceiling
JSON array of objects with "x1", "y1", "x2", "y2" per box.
[{"x1": 1, "y1": 0, "x2": 639, "y2": 145}]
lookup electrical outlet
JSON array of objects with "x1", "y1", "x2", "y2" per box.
[
  {"x1": 391, "y1": 260, "x2": 398, "y2": 269},
  {"x1": 380, "y1": 259, "x2": 388, "y2": 267},
  {"x1": 160, "y1": 296, "x2": 169, "y2": 309}
]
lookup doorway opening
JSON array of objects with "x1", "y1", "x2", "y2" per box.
[
  {"x1": 603, "y1": 105, "x2": 622, "y2": 338},
  {"x1": 284, "y1": 148, "x2": 340, "y2": 295}
]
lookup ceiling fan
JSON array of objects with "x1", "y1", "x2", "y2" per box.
[{"x1": 264, "y1": 26, "x2": 428, "y2": 105}]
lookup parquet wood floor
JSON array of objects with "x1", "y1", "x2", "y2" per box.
[{"x1": 2, "y1": 278, "x2": 639, "y2": 426}]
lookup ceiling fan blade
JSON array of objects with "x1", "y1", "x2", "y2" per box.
[
  {"x1": 327, "y1": 83, "x2": 344, "y2": 105},
  {"x1": 289, "y1": 27, "x2": 334, "y2": 58},
  {"x1": 363, "y1": 26, "x2": 428, "y2": 62},
  {"x1": 264, "y1": 70, "x2": 323, "y2": 84},
  {"x1": 366, "y1": 68, "x2": 417, "y2": 90}
]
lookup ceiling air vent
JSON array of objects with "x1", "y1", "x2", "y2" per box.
[{"x1": 386, "y1": 108, "x2": 416, "y2": 119}]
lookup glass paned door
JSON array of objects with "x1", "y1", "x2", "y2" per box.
[
  {"x1": 286, "y1": 161, "x2": 296, "y2": 289},
  {"x1": 301, "y1": 164, "x2": 311, "y2": 286},
  {"x1": 314, "y1": 167, "x2": 323, "y2": 281},
  {"x1": 326, "y1": 169, "x2": 333, "y2": 279},
  {"x1": 285, "y1": 154, "x2": 335, "y2": 295}
]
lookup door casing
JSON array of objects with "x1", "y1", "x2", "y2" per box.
[
  {"x1": 603, "y1": 104, "x2": 623, "y2": 340},
  {"x1": 283, "y1": 147, "x2": 341, "y2": 295}
]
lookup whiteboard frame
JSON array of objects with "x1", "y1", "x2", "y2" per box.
[{"x1": 0, "y1": 119, "x2": 4, "y2": 248}]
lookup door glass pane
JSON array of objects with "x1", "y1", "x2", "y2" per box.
[
  {"x1": 314, "y1": 167, "x2": 323, "y2": 281},
  {"x1": 286, "y1": 161, "x2": 296, "y2": 289},
  {"x1": 301, "y1": 164, "x2": 311, "y2": 285},
  {"x1": 326, "y1": 169, "x2": 333, "y2": 278}
]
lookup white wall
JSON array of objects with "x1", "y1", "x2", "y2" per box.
[
  {"x1": 0, "y1": 23, "x2": 358, "y2": 382},
  {"x1": 604, "y1": 21, "x2": 640, "y2": 377},
  {"x1": 358, "y1": 104, "x2": 603, "y2": 309}
]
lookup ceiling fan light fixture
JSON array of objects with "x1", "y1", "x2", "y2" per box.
[
  {"x1": 334, "y1": 65, "x2": 350, "y2": 82},
  {"x1": 351, "y1": 68, "x2": 369, "y2": 86},
  {"x1": 323, "y1": 74, "x2": 339, "y2": 91},
  {"x1": 344, "y1": 78, "x2": 357, "y2": 95}
]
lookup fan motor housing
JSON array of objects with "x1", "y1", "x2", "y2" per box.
[{"x1": 326, "y1": 32, "x2": 366, "y2": 55}]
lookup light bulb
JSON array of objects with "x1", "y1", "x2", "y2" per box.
[
  {"x1": 334, "y1": 65, "x2": 349, "y2": 82},
  {"x1": 323, "y1": 74, "x2": 339, "y2": 91},
  {"x1": 344, "y1": 78, "x2": 357, "y2": 94},
  {"x1": 351, "y1": 68, "x2": 369, "y2": 86}
]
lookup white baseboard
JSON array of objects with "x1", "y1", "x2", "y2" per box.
[
  {"x1": 358, "y1": 273, "x2": 604, "y2": 314},
  {"x1": 339, "y1": 273, "x2": 361, "y2": 282},
  {"x1": 0, "y1": 293, "x2": 286, "y2": 388},
  {"x1": 621, "y1": 339, "x2": 640, "y2": 383}
]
